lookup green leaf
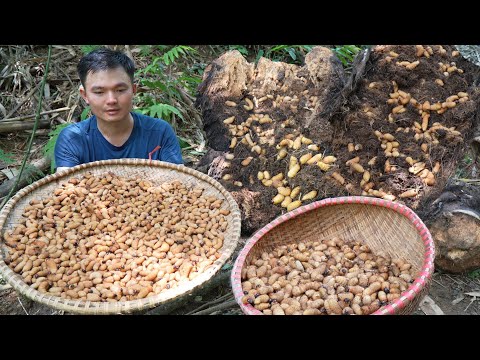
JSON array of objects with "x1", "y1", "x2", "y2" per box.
[
  {"x1": 178, "y1": 75, "x2": 201, "y2": 85},
  {"x1": 468, "y1": 269, "x2": 480, "y2": 279},
  {"x1": 80, "y1": 45, "x2": 100, "y2": 54},
  {"x1": 144, "y1": 103, "x2": 184, "y2": 121},
  {"x1": 139, "y1": 45, "x2": 152, "y2": 56},
  {"x1": 157, "y1": 45, "x2": 169, "y2": 52},
  {"x1": 255, "y1": 49, "x2": 264, "y2": 64},
  {"x1": 177, "y1": 136, "x2": 191, "y2": 149},
  {"x1": 333, "y1": 45, "x2": 362, "y2": 66},
  {"x1": 269, "y1": 45, "x2": 288, "y2": 52},
  {"x1": 188, "y1": 150, "x2": 207, "y2": 156},
  {"x1": 229, "y1": 45, "x2": 249, "y2": 56},
  {"x1": 152, "y1": 56, "x2": 163, "y2": 67},
  {"x1": 23, "y1": 164, "x2": 45, "y2": 184},
  {"x1": 0, "y1": 149, "x2": 15, "y2": 165},
  {"x1": 141, "y1": 79, "x2": 168, "y2": 92},
  {"x1": 80, "y1": 106, "x2": 91, "y2": 120},
  {"x1": 42, "y1": 122, "x2": 70, "y2": 173},
  {"x1": 222, "y1": 263, "x2": 233, "y2": 271},
  {"x1": 287, "y1": 48, "x2": 297, "y2": 61}
]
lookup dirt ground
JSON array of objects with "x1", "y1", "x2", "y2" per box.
[{"x1": 417, "y1": 271, "x2": 480, "y2": 315}]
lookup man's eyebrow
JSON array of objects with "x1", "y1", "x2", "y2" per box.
[{"x1": 90, "y1": 82, "x2": 129, "y2": 90}]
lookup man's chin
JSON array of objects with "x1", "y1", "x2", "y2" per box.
[{"x1": 102, "y1": 113, "x2": 125, "y2": 121}]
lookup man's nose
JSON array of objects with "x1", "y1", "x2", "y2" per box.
[{"x1": 106, "y1": 91, "x2": 118, "y2": 104}]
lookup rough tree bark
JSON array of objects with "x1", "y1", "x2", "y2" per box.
[{"x1": 420, "y1": 179, "x2": 480, "y2": 273}]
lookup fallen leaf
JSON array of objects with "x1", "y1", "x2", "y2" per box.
[
  {"x1": 452, "y1": 295, "x2": 465, "y2": 305},
  {"x1": 0, "y1": 283, "x2": 12, "y2": 291},
  {"x1": 419, "y1": 295, "x2": 445, "y2": 315},
  {"x1": 1, "y1": 167, "x2": 19, "y2": 180}
]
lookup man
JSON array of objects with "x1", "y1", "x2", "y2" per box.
[{"x1": 54, "y1": 47, "x2": 183, "y2": 172}]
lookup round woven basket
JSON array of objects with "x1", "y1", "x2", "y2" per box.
[
  {"x1": 0, "y1": 159, "x2": 241, "y2": 314},
  {"x1": 231, "y1": 196, "x2": 435, "y2": 315}
]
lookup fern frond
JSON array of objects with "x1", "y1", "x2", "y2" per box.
[
  {"x1": 144, "y1": 103, "x2": 184, "y2": 122},
  {"x1": 162, "y1": 46, "x2": 196, "y2": 65},
  {"x1": 0, "y1": 149, "x2": 15, "y2": 165}
]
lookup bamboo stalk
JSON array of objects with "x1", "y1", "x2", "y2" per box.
[{"x1": 0, "y1": 119, "x2": 52, "y2": 134}]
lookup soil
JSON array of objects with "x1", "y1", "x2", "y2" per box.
[{"x1": 197, "y1": 45, "x2": 480, "y2": 236}]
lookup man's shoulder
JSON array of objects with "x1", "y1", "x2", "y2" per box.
[{"x1": 59, "y1": 118, "x2": 92, "y2": 138}]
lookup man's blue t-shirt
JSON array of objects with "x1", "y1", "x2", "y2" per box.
[{"x1": 54, "y1": 112, "x2": 183, "y2": 168}]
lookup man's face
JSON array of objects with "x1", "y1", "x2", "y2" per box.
[{"x1": 80, "y1": 67, "x2": 136, "y2": 124}]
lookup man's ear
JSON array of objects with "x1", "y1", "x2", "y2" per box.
[
  {"x1": 132, "y1": 83, "x2": 137, "y2": 95},
  {"x1": 79, "y1": 85, "x2": 89, "y2": 104}
]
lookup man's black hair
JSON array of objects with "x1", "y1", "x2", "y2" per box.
[{"x1": 77, "y1": 47, "x2": 135, "y2": 87}]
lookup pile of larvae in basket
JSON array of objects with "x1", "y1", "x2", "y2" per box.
[
  {"x1": 241, "y1": 238, "x2": 416, "y2": 315},
  {"x1": 2, "y1": 172, "x2": 231, "y2": 302}
]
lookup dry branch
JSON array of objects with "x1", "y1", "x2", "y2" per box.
[
  {"x1": 0, "y1": 156, "x2": 51, "y2": 198},
  {"x1": 0, "y1": 107, "x2": 70, "y2": 122},
  {"x1": 4, "y1": 83, "x2": 41, "y2": 119},
  {"x1": 0, "y1": 119, "x2": 52, "y2": 133},
  {"x1": 190, "y1": 299, "x2": 238, "y2": 315},
  {"x1": 145, "y1": 270, "x2": 231, "y2": 315}
]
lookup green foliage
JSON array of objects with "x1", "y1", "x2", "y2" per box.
[
  {"x1": 80, "y1": 106, "x2": 91, "y2": 120},
  {"x1": 455, "y1": 152, "x2": 474, "y2": 178},
  {"x1": 162, "y1": 46, "x2": 196, "y2": 65},
  {"x1": 468, "y1": 268, "x2": 480, "y2": 279},
  {"x1": 255, "y1": 49, "x2": 265, "y2": 64},
  {"x1": 224, "y1": 44, "x2": 366, "y2": 68},
  {"x1": 332, "y1": 45, "x2": 363, "y2": 66},
  {"x1": 136, "y1": 46, "x2": 200, "y2": 98},
  {"x1": 0, "y1": 149, "x2": 15, "y2": 165},
  {"x1": 138, "y1": 103, "x2": 184, "y2": 122},
  {"x1": 138, "y1": 45, "x2": 153, "y2": 56},
  {"x1": 134, "y1": 45, "x2": 205, "y2": 151},
  {"x1": 23, "y1": 164, "x2": 45, "y2": 185},
  {"x1": 43, "y1": 123, "x2": 70, "y2": 173},
  {"x1": 80, "y1": 45, "x2": 101, "y2": 55},
  {"x1": 265, "y1": 45, "x2": 314, "y2": 64},
  {"x1": 135, "y1": 46, "x2": 201, "y2": 126},
  {"x1": 177, "y1": 136, "x2": 206, "y2": 157},
  {"x1": 228, "y1": 45, "x2": 249, "y2": 56}
]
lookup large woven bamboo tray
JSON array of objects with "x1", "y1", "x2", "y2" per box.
[
  {"x1": 231, "y1": 196, "x2": 435, "y2": 315},
  {"x1": 0, "y1": 159, "x2": 241, "y2": 314}
]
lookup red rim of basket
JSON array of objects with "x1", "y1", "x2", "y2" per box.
[{"x1": 231, "y1": 196, "x2": 435, "y2": 315}]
